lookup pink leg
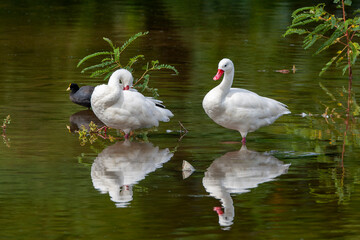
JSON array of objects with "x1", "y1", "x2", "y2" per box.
[
  {"x1": 96, "y1": 126, "x2": 108, "y2": 138},
  {"x1": 241, "y1": 137, "x2": 246, "y2": 145},
  {"x1": 98, "y1": 126, "x2": 108, "y2": 132}
]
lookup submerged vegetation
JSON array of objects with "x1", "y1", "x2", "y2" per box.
[{"x1": 77, "y1": 31, "x2": 178, "y2": 97}]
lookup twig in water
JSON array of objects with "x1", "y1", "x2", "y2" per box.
[{"x1": 178, "y1": 121, "x2": 188, "y2": 141}]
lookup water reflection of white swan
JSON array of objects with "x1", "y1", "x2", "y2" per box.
[
  {"x1": 202, "y1": 145, "x2": 290, "y2": 227},
  {"x1": 91, "y1": 141, "x2": 173, "y2": 207}
]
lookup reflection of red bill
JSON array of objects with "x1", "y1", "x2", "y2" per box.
[
  {"x1": 213, "y1": 69, "x2": 224, "y2": 80},
  {"x1": 213, "y1": 206, "x2": 224, "y2": 215}
]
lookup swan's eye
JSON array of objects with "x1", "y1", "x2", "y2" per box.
[{"x1": 224, "y1": 64, "x2": 227, "y2": 68}]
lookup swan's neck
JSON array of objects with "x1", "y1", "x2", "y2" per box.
[
  {"x1": 218, "y1": 189, "x2": 235, "y2": 225},
  {"x1": 218, "y1": 69, "x2": 234, "y2": 98},
  {"x1": 108, "y1": 73, "x2": 122, "y2": 89},
  {"x1": 102, "y1": 72, "x2": 123, "y2": 107},
  {"x1": 220, "y1": 189, "x2": 234, "y2": 210}
]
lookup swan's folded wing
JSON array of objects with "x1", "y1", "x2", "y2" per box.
[{"x1": 225, "y1": 88, "x2": 290, "y2": 121}]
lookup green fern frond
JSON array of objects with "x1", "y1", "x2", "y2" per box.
[
  {"x1": 103, "y1": 37, "x2": 115, "y2": 50},
  {"x1": 292, "y1": 13, "x2": 313, "y2": 24},
  {"x1": 90, "y1": 65, "x2": 117, "y2": 78},
  {"x1": 141, "y1": 74, "x2": 150, "y2": 91},
  {"x1": 349, "y1": 42, "x2": 360, "y2": 65},
  {"x1": 119, "y1": 31, "x2": 149, "y2": 53},
  {"x1": 291, "y1": 6, "x2": 317, "y2": 17},
  {"x1": 312, "y1": 22, "x2": 333, "y2": 35},
  {"x1": 153, "y1": 64, "x2": 179, "y2": 75},
  {"x1": 81, "y1": 61, "x2": 115, "y2": 73},
  {"x1": 102, "y1": 57, "x2": 113, "y2": 62},
  {"x1": 291, "y1": 18, "x2": 318, "y2": 28},
  {"x1": 77, "y1": 32, "x2": 177, "y2": 99},
  {"x1": 127, "y1": 55, "x2": 145, "y2": 68},
  {"x1": 344, "y1": 0, "x2": 352, "y2": 6},
  {"x1": 304, "y1": 35, "x2": 321, "y2": 49},
  {"x1": 342, "y1": 63, "x2": 350, "y2": 75},
  {"x1": 314, "y1": 28, "x2": 344, "y2": 54},
  {"x1": 114, "y1": 48, "x2": 120, "y2": 62},
  {"x1": 283, "y1": 28, "x2": 308, "y2": 37},
  {"x1": 77, "y1": 51, "x2": 113, "y2": 67}
]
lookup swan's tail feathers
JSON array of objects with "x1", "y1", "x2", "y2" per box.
[
  {"x1": 157, "y1": 108, "x2": 174, "y2": 122},
  {"x1": 281, "y1": 106, "x2": 291, "y2": 115},
  {"x1": 272, "y1": 99, "x2": 291, "y2": 116},
  {"x1": 276, "y1": 102, "x2": 291, "y2": 116},
  {"x1": 147, "y1": 97, "x2": 168, "y2": 109},
  {"x1": 155, "y1": 102, "x2": 166, "y2": 109}
]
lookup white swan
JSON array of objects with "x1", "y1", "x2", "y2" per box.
[
  {"x1": 91, "y1": 69, "x2": 174, "y2": 138},
  {"x1": 203, "y1": 145, "x2": 290, "y2": 227},
  {"x1": 202, "y1": 58, "x2": 291, "y2": 144}
]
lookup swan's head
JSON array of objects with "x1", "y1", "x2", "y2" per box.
[
  {"x1": 109, "y1": 69, "x2": 133, "y2": 89},
  {"x1": 213, "y1": 206, "x2": 234, "y2": 227},
  {"x1": 120, "y1": 70, "x2": 134, "y2": 90},
  {"x1": 213, "y1": 58, "x2": 234, "y2": 81}
]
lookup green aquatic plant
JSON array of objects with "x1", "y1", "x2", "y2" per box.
[
  {"x1": 77, "y1": 32, "x2": 149, "y2": 78},
  {"x1": 284, "y1": 0, "x2": 359, "y2": 117},
  {"x1": 75, "y1": 121, "x2": 118, "y2": 146},
  {"x1": 69, "y1": 120, "x2": 186, "y2": 146},
  {"x1": 77, "y1": 31, "x2": 178, "y2": 97},
  {"x1": 284, "y1": 0, "x2": 359, "y2": 76},
  {"x1": 71, "y1": 121, "x2": 148, "y2": 146},
  {"x1": 284, "y1": 0, "x2": 360, "y2": 158}
]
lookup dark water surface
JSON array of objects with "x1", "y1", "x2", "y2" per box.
[{"x1": 1, "y1": 0, "x2": 360, "y2": 239}]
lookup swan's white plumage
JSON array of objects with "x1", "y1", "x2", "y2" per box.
[
  {"x1": 202, "y1": 58, "x2": 290, "y2": 140},
  {"x1": 91, "y1": 69, "x2": 173, "y2": 135}
]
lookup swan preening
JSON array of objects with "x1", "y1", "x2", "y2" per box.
[
  {"x1": 203, "y1": 58, "x2": 291, "y2": 144},
  {"x1": 90, "y1": 69, "x2": 174, "y2": 138}
]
